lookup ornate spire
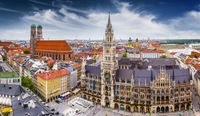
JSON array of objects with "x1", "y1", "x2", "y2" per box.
[{"x1": 106, "y1": 12, "x2": 113, "y2": 33}]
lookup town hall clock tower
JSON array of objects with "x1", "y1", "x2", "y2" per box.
[{"x1": 101, "y1": 13, "x2": 118, "y2": 109}]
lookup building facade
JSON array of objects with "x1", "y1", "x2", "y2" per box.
[
  {"x1": 81, "y1": 14, "x2": 193, "y2": 113},
  {"x1": 34, "y1": 69, "x2": 70, "y2": 102}
]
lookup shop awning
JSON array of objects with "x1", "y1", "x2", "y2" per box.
[{"x1": 2, "y1": 107, "x2": 12, "y2": 113}]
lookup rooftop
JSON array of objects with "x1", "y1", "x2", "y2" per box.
[
  {"x1": 0, "y1": 72, "x2": 19, "y2": 78},
  {"x1": 35, "y1": 40, "x2": 73, "y2": 53},
  {"x1": 0, "y1": 84, "x2": 24, "y2": 96},
  {"x1": 36, "y1": 69, "x2": 70, "y2": 80}
]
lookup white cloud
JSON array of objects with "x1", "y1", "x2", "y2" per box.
[
  {"x1": 0, "y1": 7, "x2": 23, "y2": 14},
  {"x1": 1, "y1": 1, "x2": 200, "y2": 40}
]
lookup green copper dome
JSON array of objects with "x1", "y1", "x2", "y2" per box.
[
  {"x1": 31, "y1": 24, "x2": 36, "y2": 28},
  {"x1": 37, "y1": 25, "x2": 42, "y2": 28}
]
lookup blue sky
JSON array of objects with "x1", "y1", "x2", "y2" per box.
[{"x1": 0, "y1": 0, "x2": 200, "y2": 40}]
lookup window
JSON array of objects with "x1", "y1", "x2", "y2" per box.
[{"x1": 181, "y1": 88, "x2": 184, "y2": 91}]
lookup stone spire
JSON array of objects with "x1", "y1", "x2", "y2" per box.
[{"x1": 106, "y1": 12, "x2": 113, "y2": 33}]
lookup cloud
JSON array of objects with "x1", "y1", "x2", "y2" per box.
[
  {"x1": 2, "y1": 1, "x2": 200, "y2": 40},
  {"x1": 0, "y1": 7, "x2": 23, "y2": 14},
  {"x1": 28, "y1": 0, "x2": 52, "y2": 6}
]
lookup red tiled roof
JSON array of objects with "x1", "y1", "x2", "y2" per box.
[
  {"x1": 170, "y1": 52, "x2": 177, "y2": 55},
  {"x1": 194, "y1": 64, "x2": 200, "y2": 70},
  {"x1": 35, "y1": 40, "x2": 73, "y2": 54},
  {"x1": 74, "y1": 53, "x2": 87, "y2": 58},
  {"x1": 0, "y1": 42, "x2": 13, "y2": 47},
  {"x1": 72, "y1": 63, "x2": 81, "y2": 68},
  {"x1": 142, "y1": 49, "x2": 164, "y2": 53},
  {"x1": 36, "y1": 69, "x2": 70, "y2": 80},
  {"x1": 116, "y1": 48, "x2": 124, "y2": 53},
  {"x1": 7, "y1": 50, "x2": 23, "y2": 56},
  {"x1": 8, "y1": 47, "x2": 30, "y2": 51},
  {"x1": 185, "y1": 57, "x2": 192, "y2": 64},
  {"x1": 47, "y1": 59, "x2": 55, "y2": 66},
  {"x1": 191, "y1": 51, "x2": 200, "y2": 58}
]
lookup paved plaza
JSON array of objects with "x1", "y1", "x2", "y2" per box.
[
  {"x1": 48, "y1": 100, "x2": 195, "y2": 116},
  {"x1": 45, "y1": 91, "x2": 200, "y2": 116}
]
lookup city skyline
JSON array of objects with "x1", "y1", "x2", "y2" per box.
[{"x1": 1, "y1": 0, "x2": 200, "y2": 40}]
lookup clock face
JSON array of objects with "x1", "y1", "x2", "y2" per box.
[
  {"x1": 104, "y1": 71, "x2": 110, "y2": 80},
  {"x1": 106, "y1": 49, "x2": 109, "y2": 53}
]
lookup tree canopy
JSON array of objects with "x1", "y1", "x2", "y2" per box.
[
  {"x1": 160, "y1": 55, "x2": 167, "y2": 58},
  {"x1": 23, "y1": 50, "x2": 30, "y2": 54},
  {"x1": 122, "y1": 52, "x2": 128, "y2": 58},
  {"x1": 22, "y1": 76, "x2": 36, "y2": 93},
  {"x1": 2, "y1": 55, "x2": 6, "y2": 61}
]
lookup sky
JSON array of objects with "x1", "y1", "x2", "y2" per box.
[{"x1": 1, "y1": 0, "x2": 200, "y2": 40}]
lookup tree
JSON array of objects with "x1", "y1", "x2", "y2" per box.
[
  {"x1": 21, "y1": 76, "x2": 36, "y2": 93},
  {"x1": 2, "y1": 55, "x2": 6, "y2": 61},
  {"x1": 23, "y1": 50, "x2": 30, "y2": 54},
  {"x1": 2, "y1": 112, "x2": 10, "y2": 116},
  {"x1": 122, "y1": 52, "x2": 128, "y2": 58},
  {"x1": 159, "y1": 55, "x2": 167, "y2": 58}
]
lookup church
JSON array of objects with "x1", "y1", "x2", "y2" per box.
[
  {"x1": 30, "y1": 24, "x2": 73, "y2": 61},
  {"x1": 81, "y1": 14, "x2": 193, "y2": 113}
]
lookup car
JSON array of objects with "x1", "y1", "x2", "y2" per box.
[{"x1": 55, "y1": 99, "x2": 62, "y2": 103}]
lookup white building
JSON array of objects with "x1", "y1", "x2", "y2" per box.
[
  {"x1": 142, "y1": 49, "x2": 165, "y2": 58},
  {"x1": 189, "y1": 43, "x2": 200, "y2": 49},
  {"x1": 0, "y1": 62, "x2": 21, "y2": 85}
]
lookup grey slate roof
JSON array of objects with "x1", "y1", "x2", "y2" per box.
[
  {"x1": 85, "y1": 64, "x2": 101, "y2": 77},
  {"x1": 134, "y1": 69, "x2": 152, "y2": 86},
  {"x1": 0, "y1": 84, "x2": 24, "y2": 96},
  {"x1": 12, "y1": 94, "x2": 50, "y2": 116},
  {"x1": 115, "y1": 69, "x2": 134, "y2": 82}
]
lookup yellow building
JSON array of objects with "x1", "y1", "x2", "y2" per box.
[
  {"x1": 34, "y1": 69, "x2": 70, "y2": 102},
  {"x1": 125, "y1": 38, "x2": 139, "y2": 48}
]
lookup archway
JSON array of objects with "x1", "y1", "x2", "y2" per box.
[
  {"x1": 134, "y1": 106, "x2": 138, "y2": 112},
  {"x1": 141, "y1": 106, "x2": 144, "y2": 113},
  {"x1": 157, "y1": 96, "x2": 160, "y2": 101},
  {"x1": 105, "y1": 97, "x2": 110, "y2": 107},
  {"x1": 126, "y1": 105, "x2": 131, "y2": 112},
  {"x1": 166, "y1": 106, "x2": 169, "y2": 112},
  {"x1": 181, "y1": 104, "x2": 185, "y2": 111},
  {"x1": 92, "y1": 97, "x2": 96, "y2": 102},
  {"x1": 83, "y1": 95, "x2": 86, "y2": 99},
  {"x1": 97, "y1": 99, "x2": 101, "y2": 104},
  {"x1": 147, "y1": 107, "x2": 150, "y2": 113},
  {"x1": 156, "y1": 107, "x2": 160, "y2": 112},
  {"x1": 175, "y1": 105, "x2": 179, "y2": 111},
  {"x1": 114, "y1": 103, "x2": 119, "y2": 109},
  {"x1": 161, "y1": 106, "x2": 164, "y2": 113},
  {"x1": 161, "y1": 96, "x2": 164, "y2": 101},
  {"x1": 187, "y1": 104, "x2": 190, "y2": 110},
  {"x1": 166, "y1": 96, "x2": 169, "y2": 100}
]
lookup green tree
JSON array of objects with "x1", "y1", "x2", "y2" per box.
[
  {"x1": 2, "y1": 55, "x2": 6, "y2": 61},
  {"x1": 21, "y1": 76, "x2": 36, "y2": 93},
  {"x1": 2, "y1": 112, "x2": 10, "y2": 116},
  {"x1": 23, "y1": 50, "x2": 30, "y2": 54},
  {"x1": 159, "y1": 55, "x2": 167, "y2": 58},
  {"x1": 122, "y1": 52, "x2": 128, "y2": 58}
]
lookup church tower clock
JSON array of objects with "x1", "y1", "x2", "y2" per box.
[{"x1": 101, "y1": 13, "x2": 118, "y2": 109}]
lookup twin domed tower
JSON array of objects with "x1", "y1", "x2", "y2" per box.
[{"x1": 30, "y1": 24, "x2": 43, "y2": 55}]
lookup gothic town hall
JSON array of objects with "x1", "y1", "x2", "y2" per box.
[{"x1": 81, "y1": 14, "x2": 193, "y2": 113}]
